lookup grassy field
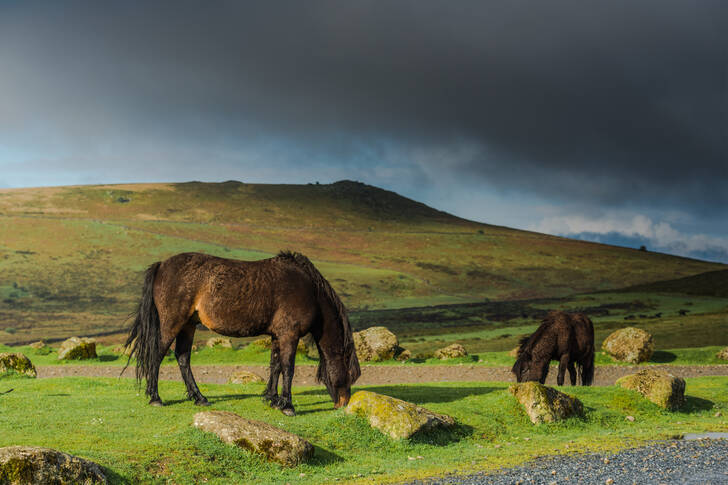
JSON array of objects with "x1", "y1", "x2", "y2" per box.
[
  {"x1": 0, "y1": 181, "x2": 724, "y2": 345},
  {"x1": 0, "y1": 376, "x2": 725, "y2": 484}
]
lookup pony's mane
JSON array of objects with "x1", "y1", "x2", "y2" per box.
[{"x1": 276, "y1": 251, "x2": 361, "y2": 393}]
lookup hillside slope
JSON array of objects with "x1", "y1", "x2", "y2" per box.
[{"x1": 0, "y1": 180, "x2": 723, "y2": 343}]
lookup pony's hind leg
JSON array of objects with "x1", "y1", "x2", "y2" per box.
[
  {"x1": 175, "y1": 323, "x2": 208, "y2": 406},
  {"x1": 557, "y1": 354, "x2": 570, "y2": 386},
  {"x1": 147, "y1": 335, "x2": 175, "y2": 406},
  {"x1": 277, "y1": 336, "x2": 299, "y2": 416},
  {"x1": 567, "y1": 361, "x2": 577, "y2": 385},
  {"x1": 263, "y1": 337, "x2": 282, "y2": 406}
]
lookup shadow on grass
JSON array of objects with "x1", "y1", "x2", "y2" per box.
[
  {"x1": 103, "y1": 467, "x2": 131, "y2": 484},
  {"x1": 162, "y1": 392, "x2": 261, "y2": 406},
  {"x1": 680, "y1": 395, "x2": 714, "y2": 413},
  {"x1": 410, "y1": 423, "x2": 474, "y2": 445},
  {"x1": 98, "y1": 355, "x2": 121, "y2": 362},
  {"x1": 297, "y1": 385, "x2": 499, "y2": 404},
  {"x1": 308, "y1": 445, "x2": 344, "y2": 466},
  {"x1": 650, "y1": 351, "x2": 677, "y2": 363}
]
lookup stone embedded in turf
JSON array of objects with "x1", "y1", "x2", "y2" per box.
[
  {"x1": 616, "y1": 368, "x2": 686, "y2": 411},
  {"x1": 0, "y1": 353, "x2": 37, "y2": 379},
  {"x1": 434, "y1": 343, "x2": 467, "y2": 360},
  {"x1": 353, "y1": 327, "x2": 399, "y2": 361},
  {"x1": 227, "y1": 370, "x2": 265, "y2": 384},
  {"x1": 395, "y1": 349, "x2": 412, "y2": 362},
  {"x1": 0, "y1": 446, "x2": 106, "y2": 484},
  {"x1": 58, "y1": 337, "x2": 97, "y2": 360},
  {"x1": 345, "y1": 390, "x2": 455, "y2": 439},
  {"x1": 192, "y1": 411, "x2": 314, "y2": 467},
  {"x1": 716, "y1": 347, "x2": 728, "y2": 361},
  {"x1": 509, "y1": 382, "x2": 584, "y2": 425},
  {"x1": 206, "y1": 337, "x2": 233, "y2": 349},
  {"x1": 601, "y1": 327, "x2": 654, "y2": 364}
]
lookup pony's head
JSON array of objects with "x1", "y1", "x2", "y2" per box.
[
  {"x1": 511, "y1": 336, "x2": 533, "y2": 382},
  {"x1": 317, "y1": 337, "x2": 360, "y2": 408}
]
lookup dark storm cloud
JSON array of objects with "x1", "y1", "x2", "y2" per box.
[{"x1": 0, "y1": 0, "x2": 726, "y2": 212}]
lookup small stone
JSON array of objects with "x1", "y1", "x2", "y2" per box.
[
  {"x1": 395, "y1": 349, "x2": 412, "y2": 362},
  {"x1": 228, "y1": 371, "x2": 265, "y2": 385},
  {"x1": 606, "y1": 479, "x2": 614, "y2": 485},
  {"x1": 716, "y1": 347, "x2": 728, "y2": 361},
  {"x1": 551, "y1": 470, "x2": 556, "y2": 475},
  {"x1": 626, "y1": 415, "x2": 635, "y2": 422},
  {"x1": 604, "y1": 458, "x2": 610, "y2": 464},
  {"x1": 0, "y1": 353, "x2": 37, "y2": 378},
  {"x1": 29, "y1": 341, "x2": 45, "y2": 350},
  {"x1": 434, "y1": 343, "x2": 467, "y2": 360},
  {"x1": 714, "y1": 411, "x2": 722, "y2": 418},
  {"x1": 58, "y1": 337, "x2": 97, "y2": 360},
  {"x1": 206, "y1": 337, "x2": 233, "y2": 349}
]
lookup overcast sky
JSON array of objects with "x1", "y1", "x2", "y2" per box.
[{"x1": 1, "y1": 1, "x2": 726, "y2": 262}]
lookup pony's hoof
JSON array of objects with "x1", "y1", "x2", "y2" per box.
[
  {"x1": 281, "y1": 407, "x2": 296, "y2": 417},
  {"x1": 269, "y1": 397, "x2": 283, "y2": 409},
  {"x1": 149, "y1": 399, "x2": 164, "y2": 407},
  {"x1": 195, "y1": 398, "x2": 211, "y2": 406}
]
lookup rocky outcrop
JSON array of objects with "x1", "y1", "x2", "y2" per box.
[
  {"x1": 353, "y1": 327, "x2": 399, "y2": 362},
  {"x1": 58, "y1": 337, "x2": 97, "y2": 360},
  {"x1": 434, "y1": 343, "x2": 467, "y2": 360},
  {"x1": 192, "y1": 411, "x2": 313, "y2": 466},
  {"x1": 228, "y1": 371, "x2": 265, "y2": 384},
  {"x1": 0, "y1": 353, "x2": 37, "y2": 378},
  {"x1": 716, "y1": 347, "x2": 728, "y2": 361},
  {"x1": 616, "y1": 369, "x2": 686, "y2": 411},
  {"x1": 206, "y1": 337, "x2": 233, "y2": 349},
  {"x1": 602, "y1": 327, "x2": 654, "y2": 364},
  {"x1": 509, "y1": 382, "x2": 584, "y2": 425},
  {"x1": 345, "y1": 390, "x2": 455, "y2": 439},
  {"x1": 0, "y1": 446, "x2": 106, "y2": 484}
]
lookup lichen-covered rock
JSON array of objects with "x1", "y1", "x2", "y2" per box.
[
  {"x1": 434, "y1": 343, "x2": 467, "y2": 360},
  {"x1": 602, "y1": 327, "x2": 654, "y2": 364},
  {"x1": 716, "y1": 347, "x2": 728, "y2": 361},
  {"x1": 353, "y1": 327, "x2": 399, "y2": 362},
  {"x1": 395, "y1": 349, "x2": 411, "y2": 362},
  {"x1": 206, "y1": 337, "x2": 233, "y2": 349},
  {"x1": 28, "y1": 341, "x2": 45, "y2": 350},
  {"x1": 300, "y1": 333, "x2": 319, "y2": 359},
  {"x1": 0, "y1": 353, "x2": 37, "y2": 378},
  {"x1": 509, "y1": 382, "x2": 584, "y2": 425},
  {"x1": 193, "y1": 411, "x2": 313, "y2": 466},
  {"x1": 228, "y1": 371, "x2": 265, "y2": 384},
  {"x1": 345, "y1": 390, "x2": 455, "y2": 439},
  {"x1": 0, "y1": 446, "x2": 106, "y2": 484},
  {"x1": 616, "y1": 369, "x2": 686, "y2": 411},
  {"x1": 58, "y1": 337, "x2": 97, "y2": 360},
  {"x1": 249, "y1": 336, "x2": 272, "y2": 349}
]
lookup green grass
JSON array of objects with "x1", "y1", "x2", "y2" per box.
[
  {"x1": 0, "y1": 376, "x2": 725, "y2": 484},
  {"x1": 0, "y1": 181, "x2": 724, "y2": 345}
]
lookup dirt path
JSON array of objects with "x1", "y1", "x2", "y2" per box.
[{"x1": 37, "y1": 364, "x2": 728, "y2": 386}]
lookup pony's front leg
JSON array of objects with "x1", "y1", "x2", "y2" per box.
[
  {"x1": 263, "y1": 338, "x2": 282, "y2": 406},
  {"x1": 277, "y1": 339, "x2": 298, "y2": 417},
  {"x1": 557, "y1": 354, "x2": 570, "y2": 386}
]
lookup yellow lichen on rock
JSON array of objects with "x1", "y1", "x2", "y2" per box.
[
  {"x1": 434, "y1": 343, "x2": 467, "y2": 360},
  {"x1": 509, "y1": 382, "x2": 584, "y2": 425},
  {"x1": 58, "y1": 337, "x2": 97, "y2": 360},
  {"x1": 0, "y1": 353, "x2": 37, "y2": 379},
  {"x1": 353, "y1": 327, "x2": 399, "y2": 362},
  {"x1": 206, "y1": 337, "x2": 233, "y2": 349},
  {"x1": 228, "y1": 371, "x2": 265, "y2": 384},
  {"x1": 345, "y1": 390, "x2": 455, "y2": 439},
  {"x1": 716, "y1": 347, "x2": 728, "y2": 361},
  {"x1": 616, "y1": 369, "x2": 686, "y2": 411}
]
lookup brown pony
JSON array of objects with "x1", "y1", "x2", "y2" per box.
[
  {"x1": 512, "y1": 311, "x2": 594, "y2": 386},
  {"x1": 124, "y1": 251, "x2": 360, "y2": 416}
]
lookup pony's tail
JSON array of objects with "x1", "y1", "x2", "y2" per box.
[
  {"x1": 277, "y1": 251, "x2": 361, "y2": 394},
  {"x1": 122, "y1": 262, "x2": 162, "y2": 395}
]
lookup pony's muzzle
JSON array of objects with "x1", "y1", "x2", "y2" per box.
[{"x1": 334, "y1": 388, "x2": 350, "y2": 408}]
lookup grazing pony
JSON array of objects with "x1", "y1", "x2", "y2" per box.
[
  {"x1": 124, "y1": 251, "x2": 360, "y2": 416},
  {"x1": 512, "y1": 311, "x2": 594, "y2": 386}
]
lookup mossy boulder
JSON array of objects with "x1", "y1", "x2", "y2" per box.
[
  {"x1": 395, "y1": 349, "x2": 411, "y2": 362},
  {"x1": 228, "y1": 371, "x2": 265, "y2": 385},
  {"x1": 300, "y1": 333, "x2": 319, "y2": 359},
  {"x1": 602, "y1": 327, "x2": 654, "y2": 364},
  {"x1": 345, "y1": 390, "x2": 455, "y2": 439},
  {"x1": 206, "y1": 337, "x2": 233, "y2": 349},
  {"x1": 616, "y1": 369, "x2": 686, "y2": 411},
  {"x1": 0, "y1": 353, "x2": 37, "y2": 379},
  {"x1": 434, "y1": 343, "x2": 467, "y2": 360},
  {"x1": 716, "y1": 347, "x2": 728, "y2": 361},
  {"x1": 353, "y1": 327, "x2": 399, "y2": 362},
  {"x1": 0, "y1": 446, "x2": 106, "y2": 484},
  {"x1": 509, "y1": 382, "x2": 584, "y2": 425},
  {"x1": 193, "y1": 411, "x2": 313, "y2": 467},
  {"x1": 58, "y1": 337, "x2": 97, "y2": 360}
]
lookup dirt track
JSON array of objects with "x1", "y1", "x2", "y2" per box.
[{"x1": 37, "y1": 364, "x2": 728, "y2": 387}]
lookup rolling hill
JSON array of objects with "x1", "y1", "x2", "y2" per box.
[{"x1": 0, "y1": 180, "x2": 724, "y2": 344}]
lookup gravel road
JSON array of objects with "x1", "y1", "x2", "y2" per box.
[
  {"x1": 37, "y1": 364, "x2": 728, "y2": 386},
  {"x1": 406, "y1": 438, "x2": 728, "y2": 485}
]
